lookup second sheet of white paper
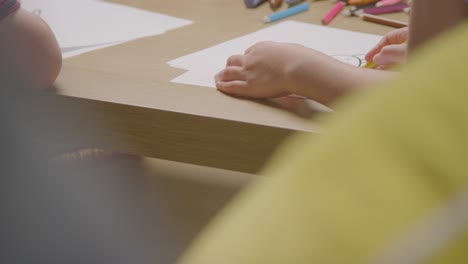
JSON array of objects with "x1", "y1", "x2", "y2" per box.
[{"x1": 21, "y1": 0, "x2": 193, "y2": 58}]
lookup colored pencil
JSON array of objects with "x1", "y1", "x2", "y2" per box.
[
  {"x1": 348, "y1": 0, "x2": 379, "y2": 6},
  {"x1": 263, "y1": 2, "x2": 309, "y2": 23},
  {"x1": 359, "y1": 13, "x2": 408, "y2": 28}
]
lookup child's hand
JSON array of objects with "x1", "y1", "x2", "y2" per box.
[
  {"x1": 215, "y1": 41, "x2": 375, "y2": 104},
  {"x1": 365, "y1": 27, "x2": 409, "y2": 69},
  {"x1": 215, "y1": 41, "x2": 306, "y2": 98},
  {"x1": 215, "y1": 41, "x2": 396, "y2": 104}
]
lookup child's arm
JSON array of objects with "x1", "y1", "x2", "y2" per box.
[
  {"x1": 215, "y1": 41, "x2": 395, "y2": 105},
  {"x1": 0, "y1": 4, "x2": 62, "y2": 89}
]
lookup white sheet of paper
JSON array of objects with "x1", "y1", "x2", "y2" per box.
[
  {"x1": 168, "y1": 21, "x2": 381, "y2": 88},
  {"x1": 22, "y1": 0, "x2": 192, "y2": 56},
  {"x1": 61, "y1": 41, "x2": 124, "y2": 59},
  {"x1": 171, "y1": 70, "x2": 218, "y2": 88}
]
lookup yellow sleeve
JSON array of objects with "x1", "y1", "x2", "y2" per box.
[{"x1": 179, "y1": 22, "x2": 468, "y2": 264}]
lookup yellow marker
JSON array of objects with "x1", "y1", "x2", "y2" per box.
[
  {"x1": 364, "y1": 40, "x2": 407, "y2": 69},
  {"x1": 363, "y1": 61, "x2": 377, "y2": 69}
]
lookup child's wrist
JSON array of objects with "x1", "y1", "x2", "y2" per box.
[{"x1": 283, "y1": 56, "x2": 306, "y2": 95}]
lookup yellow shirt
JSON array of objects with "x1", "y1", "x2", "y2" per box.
[{"x1": 180, "y1": 22, "x2": 468, "y2": 264}]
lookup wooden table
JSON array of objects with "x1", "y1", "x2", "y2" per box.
[{"x1": 55, "y1": 0, "x2": 408, "y2": 173}]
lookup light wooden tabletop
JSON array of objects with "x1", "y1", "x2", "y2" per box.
[{"x1": 55, "y1": 0, "x2": 408, "y2": 173}]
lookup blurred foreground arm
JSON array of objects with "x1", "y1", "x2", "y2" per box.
[
  {"x1": 180, "y1": 19, "x2": 468, "y2": 264},
  {"x1": 0, "y1": 5, "x2": 61, "y2": 89}
]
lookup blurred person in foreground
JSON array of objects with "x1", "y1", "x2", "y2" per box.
[
  {"x1": 0, "y1": 0, "x2": 61, "y2": 89},
  {"x1": 180, "y1": 0, "x2": 468, "y2": 263},
  {"x1": 0, "y1": 81, "x2": 180, "y2": 263}
]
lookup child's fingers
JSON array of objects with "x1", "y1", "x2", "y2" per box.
[
  {"x1": 372, "y1": 44, "x2": 407, "y2": 67},
  {"x1": 365, "y1": 35, "x2": 394, "y2": 62},
  {"x1": 244, "y1": 43, "x2": 260, "y2": 55},
  {"x1": 216, "y1": 66, "x2": 245, "y2": 82},
  {"x1": 366, "y1": 44, "x2": 384, "y2": 62},
  {"x1": 389, "y1": 27, "x2": 409, "y2": 43},
  {"x1": 226, "y1": 54, "x2": 245, "y2": 67},
  {"x1": 365, "y1": 27, "x2": 409, "y2": 62},
  {"x1": 216, "y1": 80, "x2": 249, "y2": 96},
  {"x1": 244, "y1": 41, "x2": 274, "y2": 54}
]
